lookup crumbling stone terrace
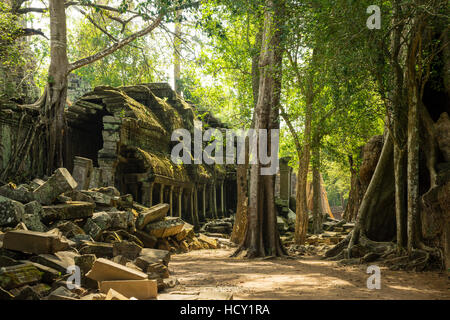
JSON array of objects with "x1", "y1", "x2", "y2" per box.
[{"x1": 1, "y1": 83, "x2": 238, "y2": 230}]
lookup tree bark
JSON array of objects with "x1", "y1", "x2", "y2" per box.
[
  {"x1": 234, "y1": 0, "x2": 285, "y2": 258},
  {"x1": 230, "y1": 27, "x2": 262, "y2": 245},
  {"x1": 312, "y1": 133, "x2": 322, "y2": 234},
  {"x1": 293, "y1": 89, "x2": 313, "y2": 244},
  {"x1": 44, "y1": 0, "x2": 69, "y2": 172}
]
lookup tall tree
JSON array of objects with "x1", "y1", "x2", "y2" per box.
[
  {"x1": 234, "y1": 0, "x2": 286, "y2": 257},
  {"x1": 13, "y1": 0, "x2": 198, "y2": 174}
]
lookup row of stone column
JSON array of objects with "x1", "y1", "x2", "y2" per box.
[{"x1": 140, "y1": 181, "x2": 227, "y2": 227}]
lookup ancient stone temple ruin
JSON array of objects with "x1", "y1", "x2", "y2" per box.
[{"x1": 0, "y1": 83, "x2": 237, "y2": 229}]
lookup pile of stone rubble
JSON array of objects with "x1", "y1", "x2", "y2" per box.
[
  {"x1": 0, "y1": 168, "x2": 225, "y2": 300},
  {"x1": 280, "y1": 217, "x2": 354, "y2": 256}
]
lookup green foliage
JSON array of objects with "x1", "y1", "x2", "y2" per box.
[
  {"x1": 178, "y1": 2, "x2": 262, "y2": 128},
  {"x1": 0, "y1": 2, "x2": 40, "y2": 103},
  {"x1": 68, "y1": 15, "x2": 165, "y2": 87}
]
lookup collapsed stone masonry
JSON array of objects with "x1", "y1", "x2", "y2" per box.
[
  {"x1": 0, "y1": 83, "x2": 238, "y2": 230},
  {"x1": 65, "y1": 83, "x2": 236, "y2": 229}
]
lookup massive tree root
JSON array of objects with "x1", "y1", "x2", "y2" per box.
[{"x1": 325, "y1": 123, "x2": 447, "y2": 271}]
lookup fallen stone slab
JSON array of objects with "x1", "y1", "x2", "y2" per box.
[
  {"x1": 141, "y1": 262, "x2": 169, "y2": 279},
  {"x1": 33, "y1": 168, "x2": 78, "y2": 205},
  {"x1": 80, "y1": 293, "x2": 106, "y2": 300},
  {"x1": 81, "y1": 190, "x2": 119, "y2": 207},
  {"x1": 74, "y1": 254, "x2": 97, "y2": 289},
  {"x1": 11, "y1": 283, "x2": 51, "y2": 300},
  {"x1": 22, "y1": 214, "x2": 47, "y2": 232},
  {"x1": 107, "y1": 211, "x2": 129, "y2": 230},
  {"x1": 198, "y1": 234, "x2": 219, "y2": 249},
  {"x1": 160, "y1": 277, "x2": 179, "y2": 290},
  {"x1": 83, "y1": 218, "x2": 103, "y2": 240},
  {"x1": 134, "y1": 230, "x2": 157, "y2": 248},
  {"x1": 99, "y1": 279, "x2": 157, "y2": 300},
  {"x1": 10, "y1": 285, "x2": 41, "y2": 300},
  {"x1": 113, "y1": 241, "x2": 142, "y2": 260},
  {"x1": 139, "y1": 248, "x2": 170, "y2": 266},
  {"x1": 29, "y1": 179, "x2": 45, "y2": 191},
  {"x1": 111, "y1": 255, "x2": 132, "y2": 266},
  {"x1": 79, "y1": 241, "x2": 113, "y2": 258},
  {"x1": 134, "y1": 253, "x2": 169, "y2": 273},
  {"x1": 118, "y1": 194, "x2": 133, "y2": 209},
  {"x1": 47, "y1": 286, "x2": 79, "y2": 300},
  {"x1": 19, "y1": 261, "x2": 61, "y2": 284},
  {"x1": 72, "y1": 156, "x2": 93, "y2": 190},
  {"x1": 175, "y1": 223, "x2": 194, "y2": 241},
  {"x1": 69, "y1": 234, "x2": 94, "y2": 247},
  {"x1": 0, "y1": 263, "x2": 42, "y2": 290},
  {"x1": 24, "y1": 201, "x2": 44, "y2": 217},
  {"x1": 29, "y1": 251, "x2": 79, "y2": 273},
  {"x1": 144, "y1": 217, "x2": 185, "y2": 238},
  {"x1": 0, "y1": 255, "x2": 20, "y2": 267},
  {"x1": 0, "y1": 184, "x2": 35, "y2": 203},
  {"x1": 86, "y1": 258, "x2": 148, "y2": 282},
  {"x1": 64, "y1": 190, "x2": 95, "y2": 204},
  {"x1": 136, "y1": 204, "x2": 169, "y2": 230},
  {"x1": 41, "y1": 201, "x2": 95, "y2": 222},
  {"x1": 0, "y1": 195, "x2": 25, "y2": 227},
  {"x1": 92, "y1": 211, "x2": 112, "y2": 230},
  {"x1": 53, "y1": 221, "x2": 85, "y2": 239},
  {"x1": 105, "y1": 288, "x2": 129, "y2": 300},
  {"x1": 2, "y1": 230, "x2": 70, "y2": 254}
]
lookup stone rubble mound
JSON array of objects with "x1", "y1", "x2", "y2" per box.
[
  {"x1": 280, "y1": 216, "x2": 354, "y2": 256},
  {"x1": 0, "y1": 168, "x2": 227, "y2": 300}
]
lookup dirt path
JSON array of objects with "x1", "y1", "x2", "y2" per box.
[{"x1": 168, "y1": 248, "x2": 450, "y2": 300}]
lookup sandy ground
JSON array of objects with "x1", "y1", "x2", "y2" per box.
[{"x1": 168, "y1": 248, "x2": 450, "y2": 300}]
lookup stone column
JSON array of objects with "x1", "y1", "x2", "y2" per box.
[
  {"x1": 213, "y1": 183, "x2": 218, "y2": 219},
  {"x1": 178, "y1": 188, "x2": 183, "y2": 218},
  {"x1": 129, "y1": 183, "x2": 139, "y2": 203},
  {"x1": 98, "y1": 116, "x2": 121, "y2": 188},
  {"x1": 169, "y1": 186, "x2": 174, "y2": 216},
  {"x1": 72, "y1": 156, "x2": 93, "y2": 190},
  {"x1": 224, "y1": 183, "x2": 227, "y2": 216},
  {"x1": 202, "y1": 184, "x2": 206, "y2": 221},
  {"x1": 98, "y1": 159, "x2": 116, "y2": 187},
  {"x1": 193, "y1": 187, "x2": 199, "y2": 225},
  {"x1": 279, "y1": 157, "x2": 292, "y2": 210},
  {"x1": 220, "y1": 182, "x2": 225, "y2": 218},
  {"x1": 88, "y1": 167, "x2": 102, "y2": 189},
  {"x1": 149, "y1": 182, "x2": 154, "y2": 207},
  {"x1": 141, "y1": 182, "x2": 153, "y2": 207},
  {"x1": 160, "y1": 184, "x2": 165, "y2": 203}
]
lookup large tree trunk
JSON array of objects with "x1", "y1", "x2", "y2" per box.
[
  {"x1": 293, "y1": 93, "x2": 312, "y2": 243},
  {"x1": 312, "y1": 133, "x2": 322, "y2": 234},
  {"x1": 391, "y1": 0, "x2": 408, "y2": 253},
  {"x1": 44, "y1": 0, "x2": 69, "y2": 173},
  {"x1": 342, "y1": 156, "x2": 362, "y2": 222},
  {"x1": 233, "y1": 0, "x2": 285, "y2": 258},
  {"x1": 231, "y1": 163, "x2": 249, "y2": 244},
  {"x1": 230, "y1": 27, "x2": 262, "y2": 245},
  {"x1": 326, "y1": 7, "x2": 448, "y2": 269}
]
